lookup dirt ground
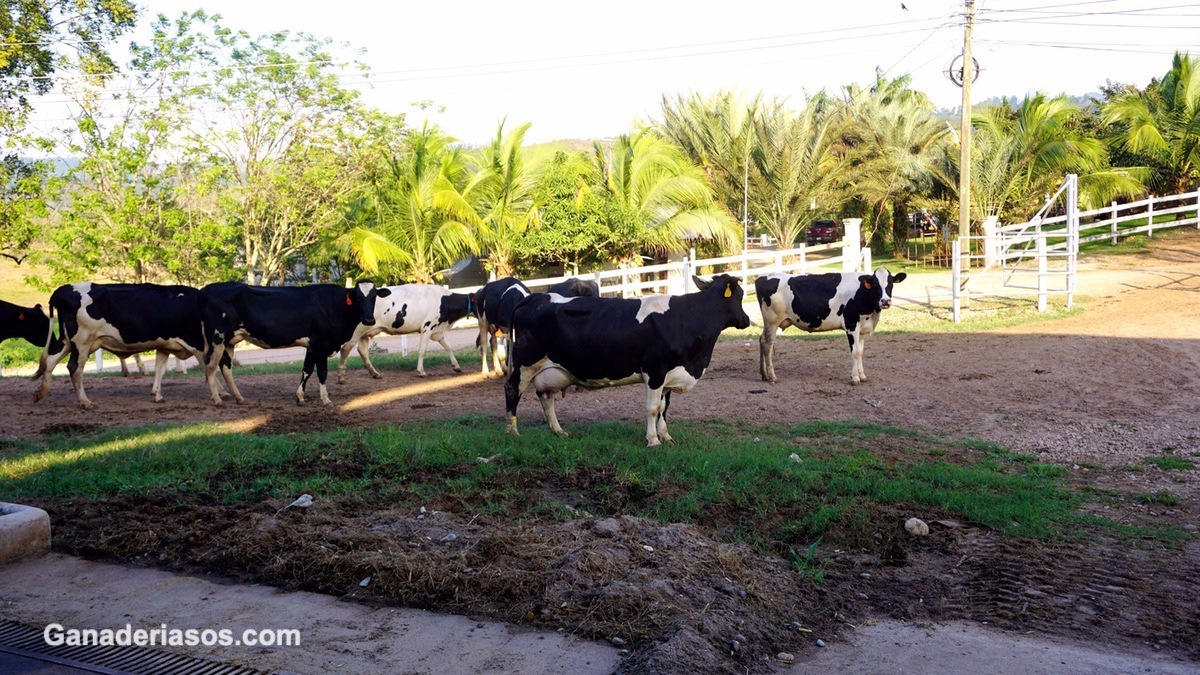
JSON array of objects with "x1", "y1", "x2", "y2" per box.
[{"x1": 3, "y1": 230, "x2": 1199, "y2": 673}]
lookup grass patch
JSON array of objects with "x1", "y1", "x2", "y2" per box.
[
  {"x1": 1145, "y1": 455, "x2": 1196, "y2": 471},
  {"x1": 0, "y1": 416, "x2": 1149, "y2": 549},
  {"x1": 1133, "y1": 491, "x2": 1182, "y2": 507}
]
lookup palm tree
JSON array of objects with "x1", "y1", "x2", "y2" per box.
[
  {"x1": 589, "y1": 129, "x2": 739, "y2": 258},
  {"x1": 842, "y1": 73, "x2": 947, "y2": 252},
  {"x1": 657, "y1": 91, "x2": 758, "y2": 225},
  {"x1": 746, "y1": 95, "x2": 848, "y2": 248},
  {"x1": 1103, "y1": 52, "x2": 1200, "y2": 194},
  {"x1": 472, "y1": 119, "x2": 541, "y2": 277},
  {"x1": 349, "y1": 124, "x2": 480, "y2": 283},
  {"x1": 931, "y1": 93, "x2": 1141, "y2": 228}
]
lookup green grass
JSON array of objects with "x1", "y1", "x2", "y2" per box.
[
  {"x1": 1132, "y1": 491, "x2": 1182, "y2": 507},
  {"x1": 0, "y1": 339, "x2": 42, "y2": 370},
  {"x1": 1145, "y1": 455, "x2": 1196, "y2": 471},
  {"x1": 0, "y1": 416, "x2": 1161, "y2": 548}
]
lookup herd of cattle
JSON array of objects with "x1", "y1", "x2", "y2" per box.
[{"x1": 0, "y1": 268, "x2": 905, "y2": 445}]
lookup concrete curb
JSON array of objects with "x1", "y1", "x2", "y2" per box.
[{"x1": 0, "y1": 502, "x2": 50, "y2": 564}]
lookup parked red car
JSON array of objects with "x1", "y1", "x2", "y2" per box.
[{"x1": 806, "y1": 219, "x2": 842, "y2": 245}]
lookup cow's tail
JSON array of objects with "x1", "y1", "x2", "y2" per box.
[{"x1": 30, "y1": 300, "x2": 59, "y2": 381}]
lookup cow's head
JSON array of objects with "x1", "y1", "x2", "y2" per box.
[
  {"x1": 692, "y1": 274, "x2": 752, "y2": 330},
  {"x1": 14, "y1": 304, "x2": 51, "y2": 347},
  {"x1": 857, "y1": 267, "x2": 907, "y2": 312},
  {"x1": 349, "y1": 280, "x2": 378, "y2": 326}
]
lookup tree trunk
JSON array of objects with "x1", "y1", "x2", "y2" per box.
[{"x1": 891, "y1": 201, "x2": 910, "y2": 257}]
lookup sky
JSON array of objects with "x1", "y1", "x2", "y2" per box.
[{"x1": 29, "y1": 0, "x2": 1200, "y2": 145}]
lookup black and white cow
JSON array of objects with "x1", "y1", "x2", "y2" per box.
[
  {"x1": 505, "y1": 274, "x2": 751, "y2": 447},
  {"x1": 31, "y1": 283, "x2": 207, "y2": 408},
  {"x1": 0, "y1": 299, "x2": 50, "y2": 349},
  {"x1": 337, "y1": 284, "x2": 474, "y2": 381},
  {"x1": 755, "y1": 267, "x2": 906, "y2": 385},
  {"x1": 199, "y1": 281, "x2": 377, "y2": 405},
  {"x1": 474, "y1": 277, "x2": 530, "y2": 377}
]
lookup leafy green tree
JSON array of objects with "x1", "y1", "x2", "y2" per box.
[
  {"x1": 515, "y1": 151, "x2": 639, "y2": 272},
  {"x1": 44, "y1": 12, "x2": 236, "y2": 285},
  {"x1": 590, "y1": 129, "x2": 738, "y2": 259},
  {"x1": 349, "y1": 124, "x2": 480, "y2": 283},
  {"x1": 0, "y1": 0, "x2": 137, "y2": 266},
  {"x1": 1103, "y1": 52, "x2": 1200, "y2": 194},
  {"x1": 184, "y1": 17, "x2": 374, "y2": 284}
]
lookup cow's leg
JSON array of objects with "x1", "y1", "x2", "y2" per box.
[
  {"x1": 437, "y1": 336, "x2": 462, "y2": 373},
  {"x1": 204, "y1": 339, "x2": 224, "y2": 405},
  {"x1": 415, "y1": 328, "x2": 432, "y2": 377},
  {"x1": 855, "y1": 333, "x2": 869, "y2": 383},
  {"x1": 656, "y1": 391, "x2": 674, "y2": 445},
  {"x1": 134, "y1": 353, "x2": 147, "y2": 375},
  {"x1": 34, "y1": 338, "x2": 70, "y2": 403},
  {"x1": 644, "y1": 383, "x2": 666, "y2": 447},
  {"x1": 498, "y1": 334, "x2": 510, "y2": 375},
  {"x1": 316, "y1": 352, "x2": 333, "y2": 405},
  {"x1": 504, "y1": 365, "x2": 531, "y2": 436},
  {"x1": 151, "y1": 351, "x2": 169, "y2": 403},
  {"x1": 360, "y1": 336, "x2": 382, "y2": 379},
  {"x1": 478, "y1": 321, "x2": 491, "y2": 376},
  {"x1": 119, "y1": 355, "x2": 131, "y2": 377},
  {"x1": 538, "y1": 392, "x2": 568, "y2": 436},
  {"x1": 68, "y1": 344, "x2": 93, "y2": 409},
  {"x1": 759, "y1": 324, "x2": 779, "y2": 383},
  {"x1": 218, "y1": 350, "x2": 242, "y2": 402},
  {"x1": 296, "y1": 349, "x2": 317, "y2": 404},
  {"x1": 847, "y1": 328, "x2": 865, "y2": 385}
]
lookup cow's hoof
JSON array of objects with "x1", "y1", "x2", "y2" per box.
[
  {"x1": 80, "y1": 402, "x2": 94, "y2": 410},
  {"x1": 850, "y1": 379, "x2": 861, "y2": 386},
  {"x1": 337, "y1": 376, "x2": 345, "y2": 385},
  {"x1": 153, "y1": 396, "x2": 164, "y2": 404},
  {"x1": 506, "y1": 426, "x2": 520, "y2": 437},
  {"x1": 235, "y1": 397, "x2": 248, "y2": 405},
  {"x1": 212, "y1": 399, "x2": 224, "y2": 407},
  {"x1": 647, "y1": 438, "x2": 661, "y2": 448},
  {"x1": 552, "y1": 429, "x2": 570, "y2": 438},
  {"x1": 452, "y1": 366, "x2": 462, "y2": 374},
  {"x1": 370, "y1": 372, "x2": 382, "y2": 380},
  {"x1": 321, "y1": 400, "x2": 333, "y2": 407},
  {"x1": 661, "y1": 435, "x2": 675, "y2": 445},
  {"x1": 416, "y1": 371, "x2": 428, "y2": 378}
]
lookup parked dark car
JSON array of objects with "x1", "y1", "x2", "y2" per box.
[{"x1": 806, "y1": 219, "x2": 842, "y2": 245}]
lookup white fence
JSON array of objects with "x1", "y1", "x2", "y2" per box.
[
  {"x1": 448, "y1": 218, "x2": 870, "y2": 299},
  {"x1": 951, "y1": 176, "x2": 1200, "y2": 321}
]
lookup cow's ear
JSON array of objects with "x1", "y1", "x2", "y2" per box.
[
  {"x1": 376, "y1": 287, "x2": 391, "y2": 298},
  {"x1": 692, "y1": 275, "x2": 711, "y2": 290},
  {"x1": 859, "y1": 274, "x2": 875, "y2": 290},
  {"x1": 893, "y1": 272, "x2": 907, "y2": 284}
]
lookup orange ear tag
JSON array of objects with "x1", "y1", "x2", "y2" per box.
[
  {"x1": 864, "y1": 281, "x2": 873, "y2": 289},
  {"x1": 345, "y1": 294, "x2": 353, "y2": 306},
  {"x1": 17, "y1": 312, "x2": 24, "y2": 320},
  {"x1": 724, "y1": 286, "x2": 732, "y2": 298}
]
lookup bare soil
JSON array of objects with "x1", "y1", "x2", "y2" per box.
[{"x1": 4, "y1": 230, "x2": 1200, "y2": 673}]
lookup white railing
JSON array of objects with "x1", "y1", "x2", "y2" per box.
[
  {"x1": 448, "y1": 218, "x2": 869, "y2": 299},
  {"x1": 953, "y1": 178, "x2": 1200, "y2": 321}
]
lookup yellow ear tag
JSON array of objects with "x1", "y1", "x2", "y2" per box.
[{"x1": 724, "y1": 286, "x2": 732, "y2": 298}]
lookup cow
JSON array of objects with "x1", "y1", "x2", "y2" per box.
[
  {"x1": 31, "y1": 283, "x2": 207, "y2": 408},
  {"x1": 337, "y1": 284, "x2": 474, "y2": 382},
  {"x1": 0, "y1": 299, "x2": 50, "y2": 349},
  {"x1": 547, "y1": 277, "x2": 600, "y2": 298},
  {"x1": 474, "y1": 277, "x2": 530, "y2": 377},
  {"x1": 1, "y1": 299, "x2": 188, "y2": 378},
  {"x1": 504, "y1": 274, "x2": 751, "y2": 447},
  {"x1": 755, "y1": 267, "x2": 907, "y2": 385},
  {"x1": 199, "y1": 281, "x2": 378, "y2": 406}
]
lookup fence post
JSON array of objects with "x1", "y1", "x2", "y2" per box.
[
  {"x1": 1147, "y1": 196, "x2": 1154, "y2": 237},
  {"x1": 1037, "y1": 233, "x2": 1048, "y2": 313},
  {"x1": 799, "y1": 244, "x2": 807, "y2": 274},
  {"x1": 1196, "y1": 188, "x2": 1200, "y2": 229},
  {"x1": 593, "y1": 270, "x2": 602, "y2": 296},
  {"x1": 951, "y1": 239, "x2": 961, "y2": 324},
  {"x1": 682, "y1": 255, "x2": 693, "y2": 293},
  {"x1": 95, "y1": 351, "x2": 104, "y2": 374},
  {"x1": 842, "y1": 218, "x2": 862, "y2": 273},
  {"x1": 982, "y1": 215, "x2": 998, "y2": 268},
  {"x1": 1110, "y1": 201, "x2": 1118, "y2": 245},
  {"x1": 861, "y1": 247, "x2": 872, "y2": 273},
  {"x1": 1066, "y1": 174, "x2": 1078, "y2": 310},
  {"x1": 774, "y1": 251, "x2": 783, "y2": 273}
]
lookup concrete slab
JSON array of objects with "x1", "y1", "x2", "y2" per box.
[{"x1": 0, "y1": 503, "x2": 50, "y2": 565}]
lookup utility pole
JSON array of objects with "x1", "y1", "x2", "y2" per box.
[
  {"x1": 743, "y1": 147, "x2": 750, "y2": 251},
  {"x1": 958, "y1": 0, "x2": 976, "y2": 305}
]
